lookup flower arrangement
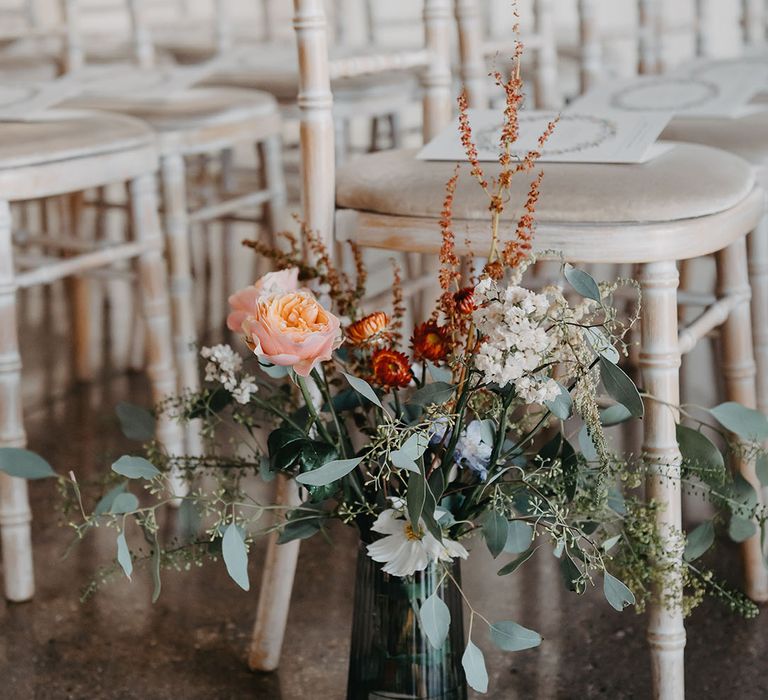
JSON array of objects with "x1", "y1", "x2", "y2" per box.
[{"x1": 3, "y1": 35, "x2": 768, "y2": 698}]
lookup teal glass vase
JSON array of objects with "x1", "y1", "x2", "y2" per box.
[{"x1": 346, "y1": 544, "x2": 467, "y2": 700}]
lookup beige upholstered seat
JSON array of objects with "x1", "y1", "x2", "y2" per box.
[
  {"x1": 661, "y1": 111, "x2": 768, "y2": 165},
  {"x1": 62, "y1": 87, "x2": 278, "y2": 133},
  {"x1": 336, "y1": 143, "x2": 755, "y2": 225},
  {"x1": 0, "y1": 110, "x2": 153, "y2": 169}
]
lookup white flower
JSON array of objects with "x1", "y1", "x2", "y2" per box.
[
  {"x1": 200, "y1": 344, "x2": 258, "y2": 404},
  {"x1": 366, "y1": 509, "x2": 468, "y2": 577}
]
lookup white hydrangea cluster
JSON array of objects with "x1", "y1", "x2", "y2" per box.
[
  {"x1": 200, "y1": 344, "x2": 258, "y2": 404},
  {"x1": 472, "y1": 278, "x2": 561, "y2": 404}
]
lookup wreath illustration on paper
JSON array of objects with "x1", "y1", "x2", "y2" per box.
[
  {"x1": 610, "y1": 78, "x2": 719, "y2": 112},
  {"x1": 475, "y1": 113, "x2": 618, "y2": 157}
]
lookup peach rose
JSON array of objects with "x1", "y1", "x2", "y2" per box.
[
  {"x1": 226, "y1": 268, "x2": 300, "y2": 333},
  {"x1": 242, "y1": 291, "x2": 342, "y2": 377}
]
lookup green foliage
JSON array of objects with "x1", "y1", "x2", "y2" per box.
[
  {"x1": 116, "y1": 401, "x2": 155, "y2": 442},
  {"x1": 111, "y1": 456, "x2": 160, "y2": 480},
  {"x1": 461, "y1": 640, "x2": 488, "y2": 693},
  {"x1": 222, "y1": 523, "x2": 250, "y2": 591},
  {"x1": 489, "y1": 620, "x2": 542, "y2": 651},
  {"x1": 603, "y1": 573, "x2": 635, "y2": 611},
  {"x1": 709, "y1": 402, "x2": 768, "y2": 441},
  {"x1": 482, "y1": 512, "x2": 508, "y2": 559},
  {"x1": 0, "y1": 448, "x2": 56, "y2": 479},
  {"x1": 419, "y1": 592, "x2": 451, "y2": 649}
]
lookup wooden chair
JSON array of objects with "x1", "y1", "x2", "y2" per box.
[
  {"x1": 49, "y1": 0, "x2": 287, "y2": 456},
  {"x1": 283, "y1": 1, "x2": 768, "y2": 698},
  {"x1": 0, "y1": 109, "x2": 184, "y2": 602}
]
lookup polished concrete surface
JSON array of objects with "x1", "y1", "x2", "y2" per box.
[{"x1": 3, "y1": 288, "x2": 768, "y2": 700}]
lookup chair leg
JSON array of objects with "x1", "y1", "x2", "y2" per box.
[
  {"x1": 248, "y1": 475, "x2": 301, "y2": 672},
  {"x1": 161, "y1": 154, "x2": 203, "y2": 458},
  {"x1": 0, "y1": 199, "x2": 34, "y2": 602},
  {"x1": 748, "y1": 218, "x2": 768, "y2": 417},
  {"x1": 638, "y1": 260, "x2": 685, "y2": 700},
  {"x1": 129, "y1": 174, "x2": 187, "y2": 496},
  {"x1": 716, "y1": 238, "x2": 768, "y2": 601},
  {"x1": 257, "y1": 134, "x2": 287, "y2": 242}
]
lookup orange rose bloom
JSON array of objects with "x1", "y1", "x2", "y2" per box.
[
  {"x1": 346, "y1": 312, "x2": 390, "y2": 346},
  {"x1": 241, "y1": 291, "x2": 341, "y2": 377},
  {"x1": 371, "y1": 348, "x2": 412, "y2": 388},
  {"x1": 411, "y1": 321, "x2": 451, "y2": 362}
]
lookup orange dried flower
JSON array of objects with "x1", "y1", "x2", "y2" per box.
[
  {"x1": 346, "y1": 312, "x2": 390, "y2": 346},
  {"x1": 454, "y1": 287, "x2": 476, "y2": 315},
  {"x1": 371, "y1": 348, "x2": 412, "y2": 389},
  {"x1": 411, "y1": 321, "x2": 451, "y2": 363},
  {"x1": 484, "y1": 261, "x2": 504, "y2": 280}
]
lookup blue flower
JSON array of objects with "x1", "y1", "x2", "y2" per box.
[{"x1": 454, "y1": 420, "x2": 493, "y2": 481}]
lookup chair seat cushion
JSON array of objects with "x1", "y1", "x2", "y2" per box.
[
  {"x1": 0, "y1": 110, "x2": 153, "y2": 169},
  {"x1": 660, "y1": 111, "x2": 768, "y2": 165},
  {"x1": 336, "y1": 144, "x2": 755, "y2": 224},
  {"x1": 62, "y1": 87, "x2": 278, "y2": 133}
]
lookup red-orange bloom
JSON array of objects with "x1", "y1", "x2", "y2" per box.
[
  {"x1": 454, "y1": 287, "x2": 476, "y2": 315},
  {"x1": 346, "y1": 312, "x2": 390, "y2": 346},
  {"x1": 371, "y1": 348, "x2": 412, "y2": 388},
  {"x1": 411, "y1": 321, "x2": 451, "y2": 363}
]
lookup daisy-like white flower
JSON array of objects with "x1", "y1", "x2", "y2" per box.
[{"x1": 366, "y1": 508, "x2": 468, "y2": 577}]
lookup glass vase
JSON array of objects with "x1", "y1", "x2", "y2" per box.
[{"x1": 346, "y1": 545, "x2": 467, "y2": 700}]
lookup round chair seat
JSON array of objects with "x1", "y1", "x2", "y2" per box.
[
  {"x1": 661, "y1": 111, "x2": 768, "y2": 165},
  {"x1": 336, "y1": 143, "x2": 755, "y2": 225},
  {"x1": 0, "y1": 110, "x2": 154, "y2": 170},
  {"x1": 62, "y1": 87, "x2": 278, "y2": 133}
]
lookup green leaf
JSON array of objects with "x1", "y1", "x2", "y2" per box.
[
  {"x1": 94, "y1": 483, "x2": 128, "y2": 515},
  {"x1": 683, "y1": 521, "x2": 715, "y2": 562},
  {"x1": 489, "y1": 620, "x2": 542, "y2": 651},
  {"x1": 111, "y1": 455, "x2": 160, "y2": 480},
  {"x1": 564, "y1": 263, "x2": 601, "y2": 302},
  {"x1": 110, "y1": 492, "x2": 139, "y2": 514},
  {"x1": 461, "y1": 640, "x2": 488, "y2": 693},
  {"x1": 757, "y1": 455, "x2": 768, "y2": 487},
  {"x1": 420, "y1": 592, "x2": 451, "y2": 649},
  {"x1": 483, "y1": 512, "x2": 508, "y2": 559},
  {"x1": 116, "y1": 530, "x2": 132, "y2": 580},
  {"x1": 583, "y1": 327, "x2": 620, "y2": 363},
  {"x1": 504, "y1": 520, "x2": 533, "y2": 554},
  {"x1": 497, "y1": 546, "x2": 538, "y2": 576},
  {"x1": 729, "y1": 515, "x2": 757, "y2": 543},
  {"x1": 599, "y1": 357, "x2": 643, "y2": 418},
  {"x1": 577, "y1": 424, "x2": 598, "y2": 462},
  {"x1": 410, "y1": 382, "x2": 455, "y2": 407},
  {"x1": 600, "y1": 404, "x2": 633, "y2": 426},
  {"x1": 116, "y1": 401, "x2": 155, "y2": 442},
  {"x1": 561, "y1": 438, "x2": 578, "y2": 502},
  {"x1": 407, "y1": 471, "x2": 426, "y2": 528},
  {"x1": 178, "y1": 499, "x2": 201, "y2": 543},
  {"x1": 730, "y1": 473, "x2": 759, "y2": 519},
  {"x1": 560, "y1": 555, "x2": 585, "y2": 593},
  {"x1": 426, "y1": 361, "x2": 452, "y2": 383},
  {"x1": 150, "y1": 531, "x2": 162, "y2": 603},
  {"x1": 602, "y1": 534, "x2": 621, "y2": 552},
  {"x1": 709, "y1": 402, "x2": 768, "y2": 441},
  {"x1": 391, "y1": 433, "x2": 429, "y2": 473},
  {"x1": 259, "y1": 361, "x2": 290, "y2": 378},
  {"x1": 295, "y1": 457, "x2": 364, "y2": 487},
  {"x1": 277, "y1": 507, "x2": 325, "y2": 544},
  {"x1": 222, "y1": 523, "x2": 250, "y2": 591},
  {"x1": 603, "y1": 572, "x2": 635, "y2": 611},
  {"x1": 0, "y1": 448, "x2": 56, "y2": 479},
  {"x1": 544, "y1": 382, "x2": 572, "y2": 420},
  {"x1": 343, "y1": 372, "x2": 383, "y2": 409},
  {"x1": 268, "y1": 427, "x2": 306, "y2": 471},
  {"x1": 676, "y1": 424, "x2": 725, "y2": 477}
]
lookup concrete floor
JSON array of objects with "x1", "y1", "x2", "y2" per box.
[{"x1": 3, "y1": 290, "x2": 768, "y2": 700}]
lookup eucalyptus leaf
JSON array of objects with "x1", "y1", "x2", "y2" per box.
[
  {"x1": 599, "y1": 357, "x2": 643, "y2": 418},
  {"x1": 729, "y1": 515, "x2": 757, "y2": 543},
  {"x1": 757, "y1": 455, "x2": 768, "y2": 487},
  {"x1": 116, "y1": 530, "x2": 132, "y2": 580},
  {"x1": 259, "y1": 362, "x2": 290, "y2": 378},
  {"x1": 489, "y1": 620, "x2": 542, "y2": 651},
  {"x1": 410, "y1": 382, "x2": 455, "y2": 407},
  {"x1": 278, "y1": 514, "x2": 324, "y2": 544},
  {"x1": 561, "y1": 439, "x2": 578, "y2": 502},
  {"x1": 497, "y1": 546, "x2": 538, "y2": 576},
  {"x1": 676, "y1": 425, "x2": 725, "y2": 479},
  {"x1": 420, "y1": 592, "x2": 451, "y2": 649},
  {"x1": 504, "y1": 520, "x2": 533, "y2": 554},
  {"x1": 560, "y1": 555, "x2": 585, "y2": 593},
  {"x1": 391, "y1": 433, "x2": 429, "y2": 473},
  {"x1": 407, "y1": 471, "x2": 426, "y2": 528},
  {"x1": 295, "y1": 457, "x2": 364, "y2": 487},
  {"x1": 583, "y1": 326, "x2": 620, "y2": 363},
  {"x1": 116, "y1": 401, "x2": 155, "y2": 442},
  {"x1": 683, "y1": 521, "x2": 715, "y2": 562},
  {"x1": 94, "y1": 482, "x2": 128, "y2": 515},
  {"x1": 426, "y1": 361, "x2": 453, "y2": 383},
  {"x1": 544, "y1": 382, "x2": 573, "y2": 420},
  {"x1": 603, "y1": 572, "x2": 635, "y2": 611},
  {"x1": 600, "y1": 404, "x2": 633, "y2": 427},
  {"x1": 709, "y1": 402, "x2": 768, "y2": 441},
  {"x1": 111, "y1": 455, "x2": 160, "y2": 480},
  {"x1": 150, "y1": 531, "x2": 162, "y2": 603},
  {"x1": 343, "y1": 372, "x2": 383, "y2": 409},
  {"x1": 602, "y1": 534, "x2": 621, "y2": 552},
  {"x1": 222, "y1": 523, "x2": 250, "y2": 591},
  {"x1": 564, "y1": 263, "x2": 601, "y2": 302},
  {"x1": 461, "y1": 640, "x2": 488, "y2": 693},
  {"x1": 483, "y1": 512, "x2": 508, "y2": 559},
  {"x1": 577, "y1": 425, "x2": 598, "y2": 462},
  {"x1": 0, "y1": 448, "x2": 56, "y2": 480},
  {"x1": 110, "y1": 492, "x2": 139, "y2": 514}
]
